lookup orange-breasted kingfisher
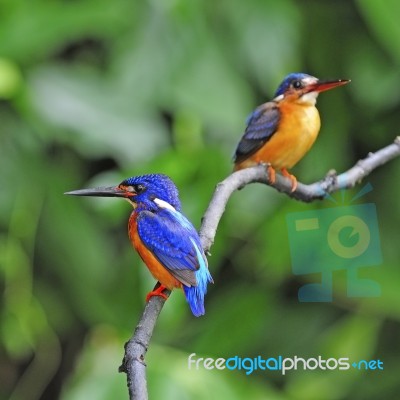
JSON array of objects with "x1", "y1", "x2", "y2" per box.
[
  {"x1": 233, "y1": 72, "x2": 350, "y2": 190},
  {"x1": 65, "y1": 174, "x2": 213, "y2": 317}
]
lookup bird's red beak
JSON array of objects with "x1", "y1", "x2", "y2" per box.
[
  {"x1": 65, "y1": 186, "x2": 128, "y2": 197},
  {"x1": 308, "y1": 79, "x2": 350, "y2": 93}
]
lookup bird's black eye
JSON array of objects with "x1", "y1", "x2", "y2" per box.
[
  {"x1": 119, "y1": 182, "x2": 146, "y2": 194},
  {"x1": 133, "y1": 184, "x2": 146, "y2": 193},
  {"x1": 292, "y1": 80, "x2": 303, "y2": 89}
]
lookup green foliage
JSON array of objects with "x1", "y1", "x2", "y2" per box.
[{"x1": 1, "y1": 0, "x2": 399, "y2": 399}]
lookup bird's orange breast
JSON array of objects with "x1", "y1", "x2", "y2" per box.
[
  {"x1": 238, "y1": 102, "x2": 321, "y2": 170},
  {"x1": 128, "y1": 213, "x2": 182, "y2": 290}
]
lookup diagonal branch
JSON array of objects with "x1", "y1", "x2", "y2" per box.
[
  {"x1": 119, "y1": 136, "x2": 400, "y2": 399},
  {"x1": 119, "y1": 284, "x2": 171, "y2": 399},
  {"x1": 200, "y1": 136, "x2": 400, "y2": 251}
]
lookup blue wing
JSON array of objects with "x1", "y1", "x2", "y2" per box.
[
  {"x1": 234, "y1": 101, "x2": 280, "y2": 163},
  {"x1": 136, "y1": 208, "x2": 207, "y2": 287},
  {"x1": 137, "y1": 207, "x2": 213, "y2": 316}
]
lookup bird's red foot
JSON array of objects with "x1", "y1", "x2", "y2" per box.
[
  {"x1": 266, "y1": 164, "x2": 276, "y2": 185},
  {"x1": 281, "y1": 168, "x2": 297, "y2": 192},
  {"x1": 146, "y1": 284, "x2": 169, "y2": 302}
]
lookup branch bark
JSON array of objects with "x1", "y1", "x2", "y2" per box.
[
  {"x1": 119, "y1": 136, "x2": 400, "y2": 399},
  {"x1": 200, "y1": 136, "x2": 400, "y2": 251},
  {"x1": 119, "y1": 283, "x2": 170, "y2": 399}
]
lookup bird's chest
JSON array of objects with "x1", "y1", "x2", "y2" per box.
[
  {"x1": 128, "y1": 212, "x2": 152, "y2": 263},
  {"x1": 280, "y1": 103, "x2": 321, "y2": 142},
  {"x1": 128, "y1": 212, "x2": 140, "y2": 249},
  {"x1": 127, "y1": 211, "x2": 181, "y2": 289},
  {"x1": 263, "y1": 103, "x2": 321, "y2": 169}
]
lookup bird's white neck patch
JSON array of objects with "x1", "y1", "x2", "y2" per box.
[
  {"x1": 299, "y1": 91, "x2": 319, "y2": 105},
  {"x1": 154, "y1": 198, "x2": 176, "y2": 212}
]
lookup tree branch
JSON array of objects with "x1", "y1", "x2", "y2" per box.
[
  {"x1": 200, "y1": 136, "x2": 400, "y2": 251},
  {"x1": 119, "y1": 136, "x2": 400, "y2": 399},
  {"x1": 119, "y1": 284, "x2": 171, "y2": 399}
]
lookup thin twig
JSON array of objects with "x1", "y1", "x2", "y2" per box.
[{"x1": 120, "y1": 137, "x2": 400, "y2": 399}]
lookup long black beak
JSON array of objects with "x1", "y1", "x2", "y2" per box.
[{"x1": 64, "y1": 186, "x2": 128, "y2": 197}]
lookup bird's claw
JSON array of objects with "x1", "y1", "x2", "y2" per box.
[
  {"x1": 281, "y1": 168, "x2": 298, "y2": 192},
  {"x1": 266, "y1": 164, "x2": 276, "y2": 185},
  {"x1": 146, "y1": 284, "x2": 169, "y2": 302}
]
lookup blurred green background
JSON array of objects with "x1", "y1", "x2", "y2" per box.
[{"x1": 1, "y1": 0, "x2": 400, "y2": 399}]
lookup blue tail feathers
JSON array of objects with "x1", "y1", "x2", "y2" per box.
[
  {"x1": 184, "y1": 239, "x2": 213, "y2": 317},
  {"x1": 183, "y1": 267, "x2": 213, "y2": 317}
]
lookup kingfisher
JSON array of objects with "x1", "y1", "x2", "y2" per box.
[
  {"x1": 65, "y1": 174, "x2": 213, "y2": 317},
  {"x1": 233, "y1": 72, "x2": 350, "y2": 191}
]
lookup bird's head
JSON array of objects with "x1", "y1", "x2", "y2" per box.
[
  {"x1": 65, "y1": 173, "x2": 181, "y2": 212},
  {"x1": 274, "y1": 72, "x2": 350, "y2": 105}
]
